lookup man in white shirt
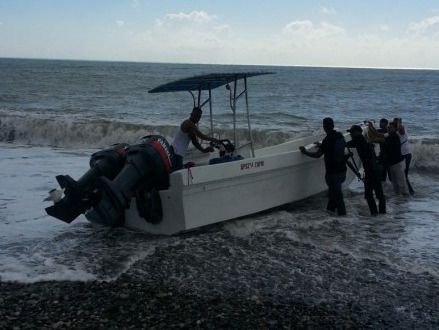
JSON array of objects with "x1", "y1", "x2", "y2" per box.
[
  {"x1": 394, "y1": 118, "x2": 414, "y2": 195},
  {"x1": 368, "y1": 121, "x2": 409, "y2": 196},
  {"x1": 171, "y1": 107, "x2": 219, "y2": 170}
]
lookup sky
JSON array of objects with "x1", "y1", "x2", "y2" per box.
[{"x1": 1, "y1": 0, "x2": 439, "y2": 68}]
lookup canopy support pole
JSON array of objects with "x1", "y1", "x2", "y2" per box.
[
  {"x1": 189, "y1": 91, "x2": 196, "y2": 108},
  {"x1": 244, "y1": 77, "x2": 255, "y2": 157},
  {"x1": 208, "y1": 88, "x2": 213, "y2": 136},
  {"x1": 232, "y1": 78, "x2": 237, "y2": 147},
  {"x1": 197, "y1": 88, "x2": 201, "y2": 108}
]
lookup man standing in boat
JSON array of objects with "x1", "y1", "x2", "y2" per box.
[
  {"x1": 299, "y1": 117, "x2": 347, "y2": 216},
  {"x1": 172, "y1": 107, "x2": 220, "y2": 170}
]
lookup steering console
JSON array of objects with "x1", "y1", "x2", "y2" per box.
[{"x1": 210, "y1": 139, "x2": 235, "y2": 154}]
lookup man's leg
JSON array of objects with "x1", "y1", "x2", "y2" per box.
[
  {"x1": 173, "y1": 154, "x2": 183, "y2": 171},
  {"x1": 394, "y1": 161, "x2": 409, "y2": 195},
  {"x1": 373, "y1": 177, "x2": 386, "y2": 214},
  {"x1": 381, "y1": 166, "x2": 388, "y2": 182},
  {"x1": 325, "y1": 175, "x2": 336, "y2": 212},
  {"x1": 333, "y1": 173, "x2": 346, "y2": 216},
  {"x1": 364, "y1": 173, "x2": 378, "y2": 215},
  {"x1": 389, "y1": 164, "x2": 400, "y2": 194},
  {"x1": 387, "y1": 165, "x2": 392, "y2": 182},
  {"x1": 404, "y1": 154, "x2": 414, "y2": 195},
  {"x1": 378, "y1": 155, "x2": 387, "y2": 182}
]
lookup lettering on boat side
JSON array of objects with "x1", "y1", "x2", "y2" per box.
[{"x1": 240, "y1": 161, "x2": 264, "y2": 170}]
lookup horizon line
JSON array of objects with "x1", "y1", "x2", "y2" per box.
[{"x1": 1, "y1": 56, "x2": 439, "y2": 72}]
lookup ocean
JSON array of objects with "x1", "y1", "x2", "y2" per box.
[{"x1": 0, "y1": 58, "x2": 438, "y2": 324}]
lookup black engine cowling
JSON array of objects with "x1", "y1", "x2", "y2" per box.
[
  {"x1": 45, "y1": 136, "x2": 174, "y2": 226},
  {"x1": 45, "y1": 144, "x2": 128, "y2": 223},
  {"x1": 86, "y1": 136, "x2": 173, "y2": 226}
]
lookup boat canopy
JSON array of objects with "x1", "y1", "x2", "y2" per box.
[
  {"x1": 149, "y1": 71, "x2": 274, "y2": 158},
  {"x1": 148, "y1": 72, "x2": 273, "y2": 93}
]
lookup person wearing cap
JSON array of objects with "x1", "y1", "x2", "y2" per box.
[
  {"x1": 368, "y1": 121, "x2": 409, "y2": 195},
  {"x1": 171, "y1": 107, "x2": 219, "y2": 170},
  {"x1": 299, "y1": 117, "x2": 347, "y2": 216},
  {"x1": 347, "y1": 125, "x2": 386, "y2": 215}
]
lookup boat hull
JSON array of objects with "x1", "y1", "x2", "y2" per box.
[{"x1": 122, "y1": 134, "x2": 359, "y2": 235}]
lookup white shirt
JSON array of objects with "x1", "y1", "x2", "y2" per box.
[
  {"x1": 399, "y1": 131, "x2": 410, "y2": 156},
  {"x1": 172, "y1": 127, "x2": 191, "y2": 157}
]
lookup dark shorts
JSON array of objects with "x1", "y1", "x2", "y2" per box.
[{"x1": 170, "y1": 146, "x2": 183, "y2": 171}]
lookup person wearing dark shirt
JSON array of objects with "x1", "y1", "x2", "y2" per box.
[
  {"x1": 299, "y1": 118, "x2": 347, "y2": 216},
  {"x1": 376, "y1": 118, "x2": 390, "y2": 182},
  {"x1": 346, "y1": 125, "x2": 386, "y2": 215},
  {"x1": 368, "y1": 122, "x2": 409, "y2": 195}
]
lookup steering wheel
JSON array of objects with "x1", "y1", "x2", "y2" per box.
[{"x1": 210, "y1": 139, "x2": 235, "y2": 153}]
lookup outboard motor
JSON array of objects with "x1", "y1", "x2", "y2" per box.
[
  {"x1": 85, "y1": 135, "x2": 174, "y2": 227},
  {"x1": 45, "y1": 144, "x2": 128, "y2": 223}
]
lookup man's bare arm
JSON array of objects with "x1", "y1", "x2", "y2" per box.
[
  {"x1": 193, "y1": 127, "x2": 216, "y2": 142},
  {"x1": 182, "y1": 120, "x2": 215, "y2": 142},
  {"x1": 180, "y1": 120, "x2": 215, "y2": 153},
  {"x1": 299, "y1": 146, "x2": 323, "y2": 158},
  {"x1": 367, "y1": 122, "x2": 385, "y2": 139},
  {"x1": 189, "y1": 133, "x2": 208, "y2": 152},
  {"x1": 368, "y1": 135, "x2": 385, "y2": 143},
  {"x1": 188, "y1": 125, "x2": 213, "y2": 153}
]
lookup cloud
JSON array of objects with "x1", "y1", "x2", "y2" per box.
[
  {"x1": 320, "y1": 6, "x2": 336, "y2": 15},
  {"x1": 378, "y1": 24, "x2": 389, "y2": 32},
  {"x1": 283, "y1": 20, "x2": 345, "y2": 39},
  {"x1": 116, "y1": 20, "x2": 125, "y2": 27},
  {"x1": 151, "y1": 11, "x2": 227, "y2": 44},
  {"x1": 130, "y1": 10, "x2": 236, "y2": 63},
  {"x1": 265, "y1": 17, "x2": 439, "y2": 68},
  {"x1": 38, "y1": 11, "x2": 439, "y2": 69},
  {"x1": 133, "y1": 14, "x2": 439, "y2": 68},
  {"x1": 161, "y1": 11, "x2": 216, "y2": 24},
  {"x1": 407, "y1": 15, "x2": 439, "y2": 35}
]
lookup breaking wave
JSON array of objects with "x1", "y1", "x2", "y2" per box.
[
  {"x1": 411, "y1": 138, "x2": 439, "y2": 173},
  {"x1": 1, "y1": 111, "x2": 438, "y2": 172},
  {"x1": 0, "y1": 111, "x2": 298, "y2": 148}
]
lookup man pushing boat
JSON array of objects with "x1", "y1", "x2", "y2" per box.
[{"x1": 299, "y1": 118, "x2": 348, "y2": 216}]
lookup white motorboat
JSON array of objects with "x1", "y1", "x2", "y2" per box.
[{"x1": 45, "y1": 72, "x2": 359, "y2": 234}]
